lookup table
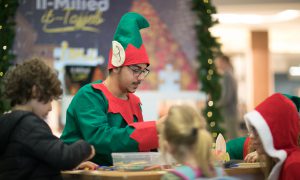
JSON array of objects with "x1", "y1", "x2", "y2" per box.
[
  {"x1": 62, "y1": 166, "x2": 264, "y2": 180},
  {"x1": 225, "y1": 166, "x2": 264, "y2": 180},
  {"x1": 62, "y1": 170, "x2": 165, "y2": 180}
]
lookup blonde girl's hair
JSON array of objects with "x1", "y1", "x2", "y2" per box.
[{"x1": 161, "y1": 105, "x2": 214, "y2": 177}]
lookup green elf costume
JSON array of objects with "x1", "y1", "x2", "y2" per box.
[
  {"x1": 226, "y1": 93, "x2": 300, "y2": 160},
  {"x1": 61, "y1": 12, "x2": 158, "y2": 165}
]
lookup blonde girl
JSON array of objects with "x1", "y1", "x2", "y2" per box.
[{"x1": 160, "y1": 105, "x2": 216, "y2": 179}]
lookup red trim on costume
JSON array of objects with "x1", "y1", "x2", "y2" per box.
[
  {"x1": 92, "y1": 83, "x2": 143, "y2": 124},
  {"x1": 243, "y1": 137, "x2": 251, "y2": 159},
  {"x1": 129, "y1": 121, "x2": 158, "y2": 151},
  {"x1": 108, "y1": 44, "x2": 149, "y2": 69}
]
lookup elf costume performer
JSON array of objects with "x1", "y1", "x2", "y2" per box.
[
  {"x1": 61, "y1": 12, "x2": 159, "y2": 165},
  {"x1": 226, "y1": 94, "x2": 300, "y2": 161},
  {"x1": 244, "y1": 93, "x2": 300, "y2": 180}
]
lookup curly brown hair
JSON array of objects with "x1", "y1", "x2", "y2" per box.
[{"x1": 3, "y1": 58, "x2": 62, "y2": 106}]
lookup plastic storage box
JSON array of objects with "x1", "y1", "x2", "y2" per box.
[{"x1": 112, "y1": 152, "x2": 164, "y2": 171}]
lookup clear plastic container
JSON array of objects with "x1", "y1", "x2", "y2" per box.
[{"x1": 111, "y1": 152, "x2": 164, "y2": 171}]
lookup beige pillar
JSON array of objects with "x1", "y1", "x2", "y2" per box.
[{"x1": 250, "y1": 31, "x2": 271, "y2": 107}]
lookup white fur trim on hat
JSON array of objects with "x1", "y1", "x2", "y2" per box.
[
  {"x1": 244, "y1": 111, "x2": 287, "y2": 180},
  {"x1": 111, "y1": 41, "x2": 125, "y2": 67}
]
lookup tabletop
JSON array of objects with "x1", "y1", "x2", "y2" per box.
[{"x1": 62, "y1": 165, "x2": 264, "y2": 180}]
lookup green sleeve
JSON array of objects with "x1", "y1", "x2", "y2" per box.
[
  {"x1": 61, "y1": 84, "x2": 138, "y2": 154},
  {"x1": 226, "y1": 136, "x2": 247, "y2": 160}
]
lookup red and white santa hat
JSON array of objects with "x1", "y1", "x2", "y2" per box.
[{"x1": 244, "y1": 93, "x2": 299, "y2": 180}]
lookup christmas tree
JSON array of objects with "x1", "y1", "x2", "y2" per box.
[
  {"x1": 191, "y1": 0, "x2": 225, "y2": 138},
  {"x1": 0, "y1": 0, "x2": 19, "y2": 114}
]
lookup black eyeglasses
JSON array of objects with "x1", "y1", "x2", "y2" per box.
[{"x1": 127, "y1": 65, "x2": 150, "y2": 78}]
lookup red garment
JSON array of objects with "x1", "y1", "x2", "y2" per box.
[
  {"x1": 280, "y1": 150, "x2": 300, "y2": 180},
  {"x1": 92, "y1": 83, "x2": 144, "y2": 124},
  {"x1": 243, "y1": 137, "x2": 251, "y2": 159},
  {"x1": 92, "y1": 83, "x2": 158, "y2": 151},
  {"x1": 244, "y1": 93, "x2": 300, "y2": 180}
]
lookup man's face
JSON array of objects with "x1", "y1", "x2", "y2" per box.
[{"x1": 118, "y1": 63, "x2": 149, "y2": 93}]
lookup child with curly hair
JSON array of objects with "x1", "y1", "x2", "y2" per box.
[{"x1": 0, "y1": 58, "x2": 96, "y2": 180}]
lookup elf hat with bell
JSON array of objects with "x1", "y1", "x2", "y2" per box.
[
  {"x1": 107, "y1": 12, "x2": 150, "y2": 69},
  {"x1": 244, "y1": 93, "x2": 300, "y2": 180}
]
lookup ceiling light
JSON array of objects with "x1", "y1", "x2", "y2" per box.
[
  {"x1": 215, "y1": 9, "x2": 300, "y2": 25},
  {"x1": 289, "y1": 66, "x2": 300, "y2": 76},
  {"x1": 214, "y1": 14, "x2": 263, "y2": 24},
  {"x1": 276, "y1": 10, "x2": 300, "y2": 21}
]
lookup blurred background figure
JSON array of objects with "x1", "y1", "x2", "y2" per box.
[{"x1": 215, "y1": 55, "x2": 238, "y2": 139}]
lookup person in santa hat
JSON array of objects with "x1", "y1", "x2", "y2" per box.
[
  {"x1": 61, "y1": 12, "x2": 164, "y2": 166},
  {"x1": 244, "y1": 93, "x2": 300, "y2": 180},
  {"x1": 226, "y1": 93, "x2": 300, "y2": 162}
]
